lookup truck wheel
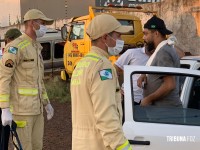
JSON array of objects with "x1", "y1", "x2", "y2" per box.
[{"x1": 65, "y1": 71, "x2": 70, "y2": 81}]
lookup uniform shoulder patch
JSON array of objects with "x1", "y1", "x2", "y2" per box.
[
  {"x1": 5, "y1": 59, "x2": 14, "y2": 68},
  {"x1": 99, "y1": 69, "x2": 113, "y2": 81},
  {"x1": 8, "y1": 47, "x2": 18, "y2": 54}
]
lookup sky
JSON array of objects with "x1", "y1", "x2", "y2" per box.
[{"x1": 0, "y1": 0, "x2": 20, "y2": 27}]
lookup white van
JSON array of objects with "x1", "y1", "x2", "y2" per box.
[{"x1": 37, "y1": 29, "x2": 65, "y2": 75}]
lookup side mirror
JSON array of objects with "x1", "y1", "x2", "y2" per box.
[{"x1": 61, "y1": 24, "x2": 68, "y2": 41}]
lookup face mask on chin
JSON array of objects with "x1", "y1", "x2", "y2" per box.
[
  {"x1": 34, "y1": 23, "x2": 47, "y2": 38},
  {"x1": 105, "y1": 35, "x2": 124, "y2": 56}
]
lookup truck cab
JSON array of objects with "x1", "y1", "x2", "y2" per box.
[{"x1": 123, "y1": 57, "x2": 200, "y2": 149}]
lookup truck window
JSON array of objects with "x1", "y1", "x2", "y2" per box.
[
  {"x1": 69, "y1": 23, "x2": 85, "y2": 40},
  {"x1": 181, "y1": 64, "x2": 190, "y2": 69},
  {"x1": 179, "y1": 64, "x2": 191, "y2": 95},
  {"x1": 188, "y1": 76, "x2": 200, "y2": 109},
  {"x1": 41, "y1": 42, "x2": 51, "y2": 60},
  {"x1": 118, "y1": 20, "x2": 134, "y2": 35},
  {"x1": 131, "y1": 73, "x2": 200, "y2": 126},
  {"x1": 54, "y1": 42, "x2": 65, "y2": 59}
]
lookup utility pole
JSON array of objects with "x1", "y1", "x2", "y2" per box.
[
  {"x1": 9, "y1": 14, "x2": 11, "y2": 26},
  {"x1": 65, "y1": 0, "x2": 68, "y2": 18}
]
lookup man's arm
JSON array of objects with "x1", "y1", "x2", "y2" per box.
[
  {"x1": 40, "y1": 65, "x2": 54, "y2": 120},
  {"x1": 90, "y1": 61, "x2": 128, "y2": 149},
  {"x1": 0, "y1": 45, "x2": 19, "y2": 108},
  {"x1": 41, "y1": 80, "x2": 50, "y2": 105},
  {"x1": 114, "y1": 49, "x2": 133, "y2": 72},
  {"x1": 114, "y1": 49, "x2": 133, "y2": 87},
  {"x1": 114, "y1": 64, "x2": 123, "y2": 74},
  {"x1": 0, "y1": 45, "x2": 20, "y2": 126},
  {"x1": 174, "y1": 45, "x2": 185, "y2": 59},
  {"x1": 114, "y1": 64, "x2": 124, "y2": 87},
  {"x1": 140, "y1": 75, "x2": 176, "y2": 106}
]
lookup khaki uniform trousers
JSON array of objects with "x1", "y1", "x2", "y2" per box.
[{"x1": 13, "y1": 113, "x2": 44, "y2": 150}]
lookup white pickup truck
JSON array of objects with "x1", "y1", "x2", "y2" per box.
[{"x1": 123, "y1": 56, "x2": 200, "y2": 150}]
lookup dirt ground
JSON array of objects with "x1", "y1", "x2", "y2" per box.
[
  {"x1": 9, "y1": 100, "x2": 72, "y2": 150},
  {"x1": 43, "y1": 101, "x2": 72, "y2": 150}
]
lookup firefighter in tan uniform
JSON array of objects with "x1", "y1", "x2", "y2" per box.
[
  {"x1": 0, "y1": 9, "x2": 54, "y2": 150},
  {"x1": 71, "y1": 14, "x2": 132, "y2": 150},
  {"x1": 0, "y1": 28, "x2": 22, "y2": 150}
]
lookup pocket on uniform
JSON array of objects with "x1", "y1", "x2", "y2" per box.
[
  {"x1": 21, "y1": 61, "x2": 35, "y2": 81},
  {"x1": 21, "y1": 61, "x2": 35, "y2": 69},
  {"x1": 17, "y1": 88, "x2": 40, "y2": 114},
  {"x1": 12, "y1": 116, "x2": 31, "y2": 144}
]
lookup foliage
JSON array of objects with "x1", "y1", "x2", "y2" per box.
[{"x1": 44, "y1": 75, "x2": 71, "y2": 103}]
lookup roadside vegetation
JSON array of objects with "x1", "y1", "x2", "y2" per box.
[{"x1": 44, "y1": 75, "x2": 71, "y2": 102}]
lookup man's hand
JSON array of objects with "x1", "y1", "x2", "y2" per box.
[
  {"x1": 120, "y1": 83, "x2": 124, "y2": 95},
  {"x1": 140, "y1": 97, "x2": 152, "y2": 106},
  {"x1": 137, "y1": 74, "x2": 147, "y2": 88},
  {"x1": 45, "y1": 103, "x2": 54, "y2": 120},
  {"x1": 1, "y1": 108, "x2": 13, "y2": 126}
]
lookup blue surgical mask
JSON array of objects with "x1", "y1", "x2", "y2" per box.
[
  {"x1": 34, "y1": 22, "x2": 47, "y2": 38},
  {"x1": 105, "y1": 35, "x2": 124, "y2": 56},
  {"x1": 35, "y1": 25, "x2": 47, "y2": 38}
]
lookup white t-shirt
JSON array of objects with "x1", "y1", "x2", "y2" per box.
[
  {"x1": 115, "y1": 47, "x2": 149, "y2": 103},
  {"x1": 0, "y1": 48, "x2": 3, "y2": 59}
]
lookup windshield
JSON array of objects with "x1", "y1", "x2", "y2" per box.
[
  {"x1": 118, "y1": 19, "x2": 134, "y2": 35},
  {"x1": 69, "y1": 23, "x2": 85, "y2": 40}
]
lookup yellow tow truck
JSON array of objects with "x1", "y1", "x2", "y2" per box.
[{"x1": 60, "y1": 5, "x2": 157, "y2": 80}]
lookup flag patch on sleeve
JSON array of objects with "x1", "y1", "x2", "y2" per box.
[
  {"x1": 8, "y1": 47, "x2": 18, "y2": 54},
  {"x1": 99, "y1": 69, "x2": 113, "y2": 80}
]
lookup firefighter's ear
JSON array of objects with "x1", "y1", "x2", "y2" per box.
[
  {"x1": 28, "y1": 20, "x2": 34, "y2": 27},
  {"x1": 101, "y1": 34, "x2": 108, "y2": 42},
  {"x1": 155, "y1": 30, "x2": 160, "y2": 37}
]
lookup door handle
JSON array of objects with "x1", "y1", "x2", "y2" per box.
[{"x1": 129, "y1": 140, "x2": 150, "y2": 145}]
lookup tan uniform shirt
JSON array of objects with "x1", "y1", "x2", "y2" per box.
[
  {"x1": 71, "y1": 46, "x2": 127, "y2": 150},
  {"x1": 0, "y1": 34, "x2": 49, "y2": 115}
]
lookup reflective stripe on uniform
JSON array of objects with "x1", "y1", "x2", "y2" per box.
[
  {"x1": 42, "y1": 92, "x2": 48, "y2": 100},
  {"x1": 10, "y1": 105, "x2": 13, "y2": 113},
  {"x1": 76, "y1": 61, "x2": 90, "y2": 68},
  {"x1": 84, "y1": 53, "x2": 101, "y2": 62},
  {"x1": 15, "y1": 121, "x2": 27, "y2": 128},
  {"x1": 17, "y1": 40, "x2": 30, "y2": 49},
  {"x1": 117, "y1": 140, "x2": 132, "y2": 150},
  {"x1": 0, "y1": 94, "x2": 9, "y2": 102},
  {"x1": 18, "y1": 88, "x2": 38, "y2": 96},
  {"x1": 71, "y1": 78, "x2": 81, "y2": 85},
  {"x1": 72, "y1": 69, "x2": 83, "y2": 77},
  {"x1": 72, "y1": 53, "x2": 101, "y2": 85}
]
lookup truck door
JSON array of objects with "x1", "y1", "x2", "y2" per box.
[
  {"x1": 180, "y1": 59, "x2": 200, "y2": 107},
  {"x1": 123, "y1": 66, "x2": 200, "y2": 150},
  {"x1": 66, "y1": 21, "x2": 86, "y2": 75}
]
